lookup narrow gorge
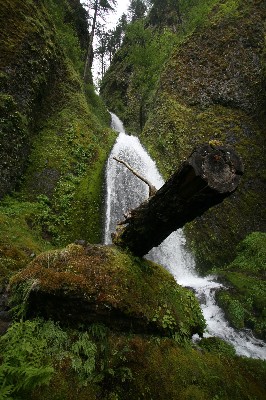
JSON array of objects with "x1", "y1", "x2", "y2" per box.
[{"x1": 0, "y1": 0, "x2": 265, "y2": 399}]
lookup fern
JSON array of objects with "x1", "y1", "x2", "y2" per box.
[
  {"x1": 0, "y1": 319, "x2": 98, "y2": 395},
  {"x1": 70, "y1": 332, "x2": 97, "y2": 382},
  {"x1": 0, "y1": 383, "x2": 13, "y2": 400}
]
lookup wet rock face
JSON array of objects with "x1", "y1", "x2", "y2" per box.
[
  {"x1": 162, "y1": 14, "x2": 266, "y2": 116},
  {"x1": 10, "y1": 244, "x2": 206, "y2": 337},
  {"x1": 0, "y1": 0, "x2": 62, "y2": 198}
]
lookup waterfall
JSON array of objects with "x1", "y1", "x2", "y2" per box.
[{"x1": 104, "y1": 112, "x2": 266, "y2": 360}]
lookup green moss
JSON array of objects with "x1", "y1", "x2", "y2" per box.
[
  {"x1": 216, "y1": 233, "x2": 266, "y2": 339},
  {"x1": 198, "y1": 336, "x2": 236, "y2": 357},
  {"x1": 0, "y1": 318, "x2": 99, "y2": 399},
  {"x1": 0, "y1": 197, "x2": 53, "y2": 286},
  {"x1": 0, "y1": 94, "x2": 28, "y2": 197},
  {"x1": 67, "y1": 145, "x2": 115, "y2": 244},
  {"x1": 1, "y1": 0, "x2": 116, "y2": 256},
  {"x1": 227, "y1": 232, "x2": 266, "y2": 274}
]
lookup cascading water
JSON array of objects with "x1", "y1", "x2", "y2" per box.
[{"x1": 104, "y1": 112, "x2": 266, "y2": 360}]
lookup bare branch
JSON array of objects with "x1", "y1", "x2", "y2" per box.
[{"x1": 113, "y1": 156, "x2": 157, "y2": 197}]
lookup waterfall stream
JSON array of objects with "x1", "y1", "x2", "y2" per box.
[{"x1": 104, "y1": 113, "x2": 266, "y2": 360}]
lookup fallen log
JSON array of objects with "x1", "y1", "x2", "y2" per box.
[{"x1": 112, "y1": 143, "x2": 244, "y2": 256}]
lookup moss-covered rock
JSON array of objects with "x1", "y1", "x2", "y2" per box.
[{"x1": 10, "y1": 243, "x2": 205, "y2": 338}]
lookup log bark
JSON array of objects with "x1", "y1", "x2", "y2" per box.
[{"x1": 112, "y1": 144, "x2": 244, "y2": 257}]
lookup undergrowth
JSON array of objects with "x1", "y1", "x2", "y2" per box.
[
  {"x1": 216, "y1": 232, "x2": 266, "y2": 339},
  {"x1": 0, "y1": 319, "x2": 97, "y2": 399}
]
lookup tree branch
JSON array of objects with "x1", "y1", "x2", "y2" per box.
[{"x1": 113, "y1": 156, "x2": 157, "y2": 197}]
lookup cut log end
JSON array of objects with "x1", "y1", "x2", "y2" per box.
[{"x1": 190, "y1": 145, "x2": 244, "y2": 193}]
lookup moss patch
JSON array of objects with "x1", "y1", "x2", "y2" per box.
[
  {"x1": 216, "y1": 232, "x2": 266, "y2": 339},
  {"x1": 0, "y1": 0, "x2": 116, "y2": 259},
  {"x1": 0, "y1": 197, "x2": 54, "y2": 287}
]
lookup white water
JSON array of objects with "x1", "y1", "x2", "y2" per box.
[{"x1": 104, "y1": 112, "x2": 266, "y2": 360}]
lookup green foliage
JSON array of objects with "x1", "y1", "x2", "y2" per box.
[
  {"x1": 70, "y1": 332, "x2": 97, "y2": 382},
  {"x1": 107, "y1": 20, "x2": 179, "y2": 131},
  {"x1": 1, "y1": 0, "x2": 116, "y2": 261},
  {"x1": 152, "y1": 305, "x2": 177, "y2": 332},
  {"x1": 228, "y1": 232, "x2": 266, "y2": 274},
  {"x1": 0, "y1": 318, "x2": 265, "y2": 399},
  {"x1": 85, "y1": 83, "x2": 110, "y2": 126},
  {"x1": 0, "y1": 93, "x2": 28, "y2": 197},
  {"x1": 44, "y1": 0, "x2": 85, "y2": 75},
  {"x1": 216, "y1": 291, "x2": 245, "y2": 329},
  {"x1": 0, "y1": 196, "x2": 54, "y2": 286},
  {"x1": 177, "y1": 0, "x2": 218, "y2": 34},
  {"x1": 10, "y1": 279, "x2": 38, "y2": 320},
  {"x1": 0, "y1": 320, "x2": 55, "y2": 398},
  {"x1": 199, "y1": 337, "x2": 236, "y2": 357},
  {"x1": 0, "y1": 319, "x2": 97, "y2": 398},
  {"x1": 216, "y1": 232, "x2": 266, "y2": 338}
]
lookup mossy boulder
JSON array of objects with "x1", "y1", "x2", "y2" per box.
[{"x1": 10, "y1": 244, "x2": 206, "y2": 338}]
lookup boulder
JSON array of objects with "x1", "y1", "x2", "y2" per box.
[{"x1": 10, "y1": 244, "x2": 205, "y2": 338}]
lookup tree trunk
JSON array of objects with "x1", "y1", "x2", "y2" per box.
[
  {"x1": 112, "y1": 144, "x2": 244, "y2": 257},
  {"x1": 84, "y1": 0, "x2": 99, "y2": 83}
]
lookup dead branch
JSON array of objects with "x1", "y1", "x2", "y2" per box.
[{"x1": 113, "y1": 156, "x2": 157, "y2": 197}]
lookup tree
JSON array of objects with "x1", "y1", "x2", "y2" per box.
[
  {"x1": 83, "y1": 0, "x2": 116, "y2": 83},
  {"x1": 148, "y1": 0, "x2": 182, "y2": 29},
  {"x1": 128, "y1": 0, "x2": 148, "y2": 22},
  {"x1": 96, "y1": 28, "x2": 108, "y2": 79},
  {"x1": 95, "y1": 13, "x2": 128, "y2": 80}
]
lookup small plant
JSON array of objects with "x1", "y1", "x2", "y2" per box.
[
  {"x1": 0, "y1": 320, "x2": 55, "y2": 398},
  {"x1": 152, "y1": 305, "x2": 177, "y2": 332},
  {"x1": 70, "y1": 332, "x2": 97, "y2": 384},
  {"x1": 9, "y1": 279, "x2": 39, "y2": 320}
]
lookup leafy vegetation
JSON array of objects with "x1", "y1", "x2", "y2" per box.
[
  {"x1": 1, "y1": 1, "x2": 266, "y2": 399},
  {"x1": 0, "y1": 0, "x2": 117, "y2": 272},
  {"x1": 1, "y1": 318, "x2": 266, "y2": 399},
  {"x1": 216, "y1": 232, "x2": 266, "y2": 339},
  {"x1": 0, "y1": 197, "x2": 54, "y2": 287},
  {"x1": 0, "y1": 319, "x2": 97, "y2": 398}
]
